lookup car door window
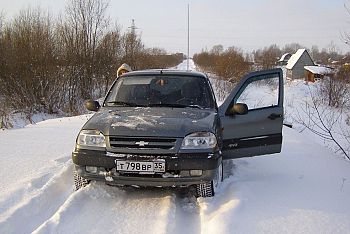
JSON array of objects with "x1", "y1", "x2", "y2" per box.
[
  {"x1": 218, "y1": 69, "x2": 284, "y2": 159},
  {"x1": 235, "y1": 75, "x2": 280, "y2": 110}
]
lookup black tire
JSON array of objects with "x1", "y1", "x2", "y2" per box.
[
  {"x1": 196, "y1": 162, "x2": 223, "y2": 197},
  {"x1": 74, "y1": 170, "x2": 90, "y2": 190}
]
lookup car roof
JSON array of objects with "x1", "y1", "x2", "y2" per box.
[{"x1": 122, "y1": 69, "x2": 208, "y2": 79}]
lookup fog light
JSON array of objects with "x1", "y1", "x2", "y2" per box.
[
  {"x1": 190, "y1": 170, "x2": 202, "y2": 176},
  {"x1": 86, "y1": 166, "x2": 98, "y2": 173}
]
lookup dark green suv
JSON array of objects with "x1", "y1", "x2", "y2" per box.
[{"x1": 72, "y1": 69, "x2": 284, "y2": 197}]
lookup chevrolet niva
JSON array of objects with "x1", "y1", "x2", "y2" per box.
[{"x1": 72, "y1": 69, "x2": 284, "y2": 197}]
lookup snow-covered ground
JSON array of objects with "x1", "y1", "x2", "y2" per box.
[
  {"x1": 0, "y1": 112, "x2": 61, "y2": 130},
  {"x1": 1, "y1": 60, "x2": 350, "y2": 234}
]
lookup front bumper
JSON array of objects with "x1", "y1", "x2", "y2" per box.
[{"x1": 72, "y1": 149, "x2": 221, "y2": 187}]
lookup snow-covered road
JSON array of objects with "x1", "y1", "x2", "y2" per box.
[{"x1": 1, "y1": 60, "x2": 350, "y2": 234}]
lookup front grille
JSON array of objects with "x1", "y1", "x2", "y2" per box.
[{"x1": 109, "y1": 136, "x2": 177, "y2": 150}]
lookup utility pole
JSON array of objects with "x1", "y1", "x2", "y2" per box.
[
  {"x1": 127, "y1": 19, "x2": 139, "y2": 65},
  {"x1": 128, "y1": 19, "x2": 139, "y2": 35},
  {"x1": 187, "y1": 4, "x2": 190, "y2": 71}
]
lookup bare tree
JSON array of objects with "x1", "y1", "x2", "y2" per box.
[
  {"x1": 282, "y1": 43, "x2": 304, "y2": 54},
  {"x1": 215, "y1": 46, "x2": 251, "y2": 82},
  {"x1": 95, "y1": 25, "x2": 123, "y2": 95},
  {"x1": 253, "y1": 44, "x2": 281, "y2": 69},
  {"x1": 0, "y1": 11, "x2": 4, "y2": 33},
  {"x1": 193, "y1": 51, "x2": 214, "y2": 70},
  {"x1": 0, "y1": 8, "x2": 62, "y2": 116},
  {"x1": 121, "y1": 30, "x2": 144, "y2": 69},
  {"x1": 295, "y1": 87, "x2": 350, "y2": 160},
  {"x1": 342, "y1": 2, "x2": 350, "y2": 46},
  {"x1": 64, "y1": 0, "x2": 110, "y2": 100},
  {"x1": 0, "y1": 12, "x2": 5, "y2": 78},
  {"x1": 193, "y1": 45, "x2": 251, "y2": 83},
  {"x1": 210, "y1": 44, "x2": 224, "y2": 55},
  {"x1": 0, "y1": 1, "x2": 186, "y2": 124},
  {"x1": 319, "y1": 71, "x2": 350, "y2": 108}
]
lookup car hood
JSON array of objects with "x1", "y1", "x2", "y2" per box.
[{"x1": 83, "y1": 107, "x2": 217, "y2": 138}]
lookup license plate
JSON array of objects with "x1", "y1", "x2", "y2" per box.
[{"x1": 116, "y1": 160, "x2": 165, "y2": 173}]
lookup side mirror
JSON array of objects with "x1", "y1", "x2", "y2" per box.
[
  {"x1": 85, "y1": 100, "x2": 100, "y2": 112},
  {"x1": 229, "y1": 103, "x2": 248, "y2": 115}
]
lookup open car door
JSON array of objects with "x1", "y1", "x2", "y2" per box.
[{"x1": 219, "y1": 68, "x2": 284, "y2": 159}]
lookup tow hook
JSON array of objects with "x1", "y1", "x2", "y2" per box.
[{"x1": 105, "y1": 171, "x2": 114, "y2": 182}]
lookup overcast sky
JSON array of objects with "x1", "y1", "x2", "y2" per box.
[{"x1": 1, "y1": 0, "x2": 350, "y2": 55}]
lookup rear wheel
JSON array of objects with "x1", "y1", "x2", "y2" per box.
[
  {"x1": 196, "y1": 162, "x2": 223, "y2": 197},
  {"x1": 74, "y1": 170, "x2": 90, "y2": 190}
]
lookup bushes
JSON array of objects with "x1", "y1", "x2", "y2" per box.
[
  {"x1": 0, "y1": 0, "x2": 182, "y2": 120},
  {"x1": 193, "y1": 46, "x2": 251, "y2": 83},
  {"x1": 319, "y1": 66, "x2": 350, "y2": 108},
  {"x1": 0, "y1": 9, "x2": 62, "y2": 114}
]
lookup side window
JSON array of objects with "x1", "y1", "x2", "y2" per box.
[{"x1": 235, "y1": 75, "x2": 280, "y2": 110}]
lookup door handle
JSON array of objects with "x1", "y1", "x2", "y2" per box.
[{"x1": 268, "y1": 113, "x2": 282, "y2": 120}]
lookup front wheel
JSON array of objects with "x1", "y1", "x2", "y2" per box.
[{"x1": 196, "y1": 162, "x2": 223, "y2": 197}]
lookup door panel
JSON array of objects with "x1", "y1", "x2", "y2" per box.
[{"x1": 219, "y1": 69, "x2": 283, "y2": 159}]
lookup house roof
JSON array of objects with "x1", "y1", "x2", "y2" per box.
[
  {"x1": 304, "y1": 66, "x2": 333, "y2": 75},
  {"x1": 278, "y1": 53, "x2": 291, "y2": 62},
  {"x1": 286, "y1": 49, "x2": 313, "y2": 69}
]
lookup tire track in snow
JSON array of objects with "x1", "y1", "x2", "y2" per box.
[
  {"x1": 0, "y1": 172, "x2": 52, "y2": 217},
  {"x1": 0, "y1": 156, "x2": 71, "y2": 218},
  {"x1": 197, "y1": 160, "x2": 240, "y2": 234},
  {"x1": 171, "y1": 189, "x2": 201, "y2": 234},
  {"x1": 0, "y1": 162, "x2": 74, "y2": 234},
  {"x1": 169, "y1": 160, "x2": 237, "y2": 234},
  {"x1": 33, "y1": 185, "x2": 177, "y2": 234},
  {"x1": 198, "y1": 190, "x2": 241, "y2": 234}
]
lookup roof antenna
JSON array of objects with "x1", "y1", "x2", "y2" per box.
[{"x1": 187, "y1": 4, "x2": 190, "y2": 71}]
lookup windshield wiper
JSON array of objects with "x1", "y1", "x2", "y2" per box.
[
  {"x1": 148, "y1": 103, "x2": 204, "y2": 109},
  {"x1": 106, "y1": 101, "x2": 142, "y2": 107}
]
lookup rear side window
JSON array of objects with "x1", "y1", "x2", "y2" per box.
[{"x1": 105, "y1": 75, "x2": 215, "y2": 109}]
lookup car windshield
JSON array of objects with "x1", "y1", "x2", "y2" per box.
[{"x1": 104, "y1": 75, "x2": 215, "y2": 109}]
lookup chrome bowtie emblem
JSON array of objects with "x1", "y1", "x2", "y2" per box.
[{"x1": 135, "y1": 141, "x2": 149, "y2": 147}]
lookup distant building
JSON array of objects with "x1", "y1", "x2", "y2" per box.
[
  {"x1": 286, "y1": 49, "x2": 315, "y2": 79},
  {"x1": 304, "y1": 66, "x2": 334, "y2": 82},
  {"x1": 277, "y1": 53, "x2": 292, "y2": 66}
]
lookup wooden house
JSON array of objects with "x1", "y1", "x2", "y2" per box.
[
  {"x1": 277, "y1": 53, "x2": 292, "y2": 66},
  {"x1": 286, "y1": 49, "x2": 315, "y2": 79},
  {"x1": 304, "y1": 66, "x2": 334, "y2": 82}
]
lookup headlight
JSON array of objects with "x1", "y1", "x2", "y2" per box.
[
  {"x1": 181, "y1": 132, "x2": 217, "y2": 149},
  {"x1": 77, "y1": 130, "x2": 106, "y2": 148}
]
